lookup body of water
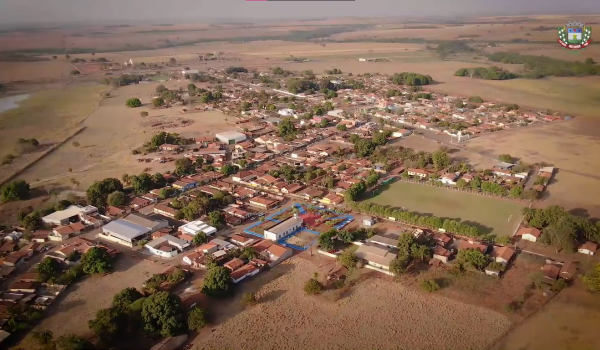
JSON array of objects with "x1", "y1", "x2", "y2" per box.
[{"x1": 0, "y1": 94, "x2": 30, "y2": 114}]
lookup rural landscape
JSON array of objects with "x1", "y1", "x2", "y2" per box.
[{"x1": 0, "y1": 6, "x2": 600, "y2": 350}]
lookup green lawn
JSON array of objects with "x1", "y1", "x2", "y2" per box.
[{"x1": 366, "y1": 181, "x2": 524, "y2": 236}]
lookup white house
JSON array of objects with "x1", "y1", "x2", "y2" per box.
[
  {"x1": 491, "y1": 246, "x2": 515, "y2": 264},
  {"x1": 263, "y1": 217, "x2": 302, "y2": 241},
  {"x1": 354, "y1": 243, "x2": 397, "y2": 272},
  {"x1": 230, "y1": 264, "x2": 260, "y2": 284},
  {"x1": 178, "y1": 220, "x2": 217, "y2": 236},
  {"x1": 516, "y1": 227, "x2": 542, "y2": 243},
  {"x1": 277, "y1": 108, "x2": 295, "y2": 117},
  {"x1": 440, "y1": 173, "x2": 458, "y2": 185},
  {"x1": 145, "y1": 235, "x2": 190, "y2": 258},
  {"x1": 42, "y1": 205, "x2": 98, "y2": 226},
  {"x1": 407, "y1": 168, "x2": 428, "y2": 179},
  {"x1": 578, "y1": 241, "x2": 598, "y2": 256}
]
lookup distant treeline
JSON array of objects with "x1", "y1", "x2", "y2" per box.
[
  {"x1": 487, "y1": 52, "x2": 600, "y2": 78},
  {"x1": 455, "y1": 66, "x2": 517, "y2": 80},
  {"x1": 390, "y1": 72, "x2": 434, "y2": 86}
]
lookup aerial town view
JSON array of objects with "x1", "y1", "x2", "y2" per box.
[{"x1": 1, "y1": 1, "x2": 600, "y2": 349}]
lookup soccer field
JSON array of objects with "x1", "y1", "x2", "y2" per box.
[{"x1": 366, "y1": 181, "x2": 525, "y2": 236}]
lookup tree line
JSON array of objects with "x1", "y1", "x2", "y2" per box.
[
  {"x1": 454, "y1": 66, "x2": 517, "y2": 80},
  {"x1": 487, "y1": 52, "x2": 600, "y2": 78},
  {"x1": 390, "y1": 72, "x2": 434, "y2": 86}
]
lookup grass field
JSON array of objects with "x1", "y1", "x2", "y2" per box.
[{"x1": 366, "y1": 181, "x2": 524, "y2": 236}]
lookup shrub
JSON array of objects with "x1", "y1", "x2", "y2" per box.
[
  {"x1": 126, "y1": 98, "x2": 142, "y2": 108},
  {"x1": 420, "y1": 279, "x2": 441, "y2": 292},
  {"x1": 241, "y1": 292, "x2": 258, "y2": 306},
  {"x1": 304, "y1": 274, "x2": 324, "y2": 295}
]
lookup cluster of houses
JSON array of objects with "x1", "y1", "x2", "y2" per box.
[
  {"x1": 182, "y1": 234, "x2": 292, "y2": 284},
  {"x1": 516, "y1": 226, "x2": 598, "y2": 256}
]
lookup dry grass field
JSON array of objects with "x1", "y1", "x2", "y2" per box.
[
  {"x1": 24, "y1": 255, "x2": 164, "y2": 341},
  {"x1": 492, "y1": 281, "x2": 600, "y2": 350},
  {"x1": 17, "y1": 81, "x2": 234, "y2": 189},
  {"x1": 193, "y1": 257, "x2": 511, "y2": 350},
  {"x1": 466, "y1": 118, "x2": 600, "y2": 217},
  {"x1": 0, "y1": 60, "x2": 74, "y2": 83}
]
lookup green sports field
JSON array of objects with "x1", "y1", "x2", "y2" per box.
[{"x1": 366, "y1": 181, "x2": 524, "y2": 236}]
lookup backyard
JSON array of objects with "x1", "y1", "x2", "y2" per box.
[{"x1": 366, "y1": 181, "x2": 524, "y2": 236}]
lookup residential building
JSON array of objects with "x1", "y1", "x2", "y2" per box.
[
  {"x1": 224, "y1": 258, "x2": 244, "y2": 271},
  {"x1": 263, "y1": 244, "x2": 292, "y2": 266},
  {"x1": 153, "y1": 204, "x2": 178, "y2": 218},
  {"x1": 230, "y1": 234, "x2": 256, "y2": 247},
  {"x1": 49, "y1": 222, "x2": 85, "y2": 241},
  {"x1": 145, "y1": 235, "x2": 190, "y2": 258},
  {"x1": 367, "y1": 234, "x2": 398, "y2": 249},
  {"x1": 516, "y1": 227, "x2": 542, "y2": 243},
  {"x1": 578, "y1": 241, "x2": 598, "y2": 256},
  {"x1": 179, "y1": 220, "x2": 217, "y2": 236},
  {"x1": 456, "y1": 240, "x2": 489, "y2": 254},
  {"x1": 432, "y1": 245, "x2": 452, "y2": 264},
  {"x1": 264, "y1": 217, "x2": 303, "y2": 241},
  {"x1": 407, "y1": 168, "x2": 428, "y2": 179},
  {"x1": 440, "y1": 173, "x2": 458, "y2": 185},
  {"x1": 249, "y1": 197, "x2": 279, "y2": 210},
  {"x1": 490, "y1": 246, "x2": 515, "y2": 264},
  {"x1": 354, "y1": 243, "x2": 397, "y2": 272},
  {"x1": 230, "y1": 264, "x2": 260, "y2": 283}
]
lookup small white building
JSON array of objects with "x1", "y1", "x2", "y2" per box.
[
  {"x1": 182, "y1": 69, "x2": 200, "y2": 76},
  {"x1": 408, "y1": 168, "x2": 428, "y2": 179},
  {"x1": 264, "y1": 217, "x2": 303, "y2": 241},
  {"x1": 578, "y1": 241, "x2": 598, "y2": 256},
  {"x1": 363, "y1": 217, "x2": 375, "y2": 226},
  {"x1": 277, "y1": 108, "x2": 295, "y2": 117},
  {"x1": 215, "y1": 131, "x2": 247, "y2": 145},
  {"x1": 440, "y1": 173, "x2": 458, "y2": 186},
  {"x1": 179, "y1": 220, "x2": 217, "y2": 236},
  {"x1": 354, "y1": 243, "x2": 397, "y2": 272},
  {"x1": 145, "y1": 235, "x2": 190, "y2": 258}
]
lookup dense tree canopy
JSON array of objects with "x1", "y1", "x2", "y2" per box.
[
  {"x1": 187, "y1": 307, "x2": 207, "y2": 331},
  {"x1": 202, "y1": 266, "x2": 233, "y2": 297},
  {"x1": 81, "y1": 247, "x2": 112, "y2": 275},
  {"x1": 278, "y1": 117, "x2": 297, "y2": 141},
  {"x1": 107, "y1": 191, "x2": 126, "y2": 207},
  {"x1": 1, "y1": 179, "x2": 30, "y2": 202},
  {"x1": 86, "y1": 178, "x2": 123, "y2": 208},
  {"x1": 141, "y1": 291, "x2": 186, "y2": 337},
  {"x1": 454, "y1": 66, "x2": 517, "y2": 80},
  {"x1": 390, "y1": 72, "x2": 433, "y2": 86},
  {"x1": 487, "y1": 52, "x2": 600, "y2": 78},
  {"x1": 113, "y1": 287, "x2": 144, "y2": 310}
]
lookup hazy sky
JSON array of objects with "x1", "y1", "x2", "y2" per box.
[{"x1": 0, "y1": 0, "x2": 598, "y2": 24}]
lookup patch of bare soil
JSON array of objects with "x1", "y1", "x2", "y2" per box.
[
  {"x1": 140, "y1": 115, "x2": 195, "y2": 129},
  {"x1": 193, "y1": 257, "x2": 511, "y2": 350}
]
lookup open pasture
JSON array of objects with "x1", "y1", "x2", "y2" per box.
[
  {"x1": 466, "y1": 118, "x2": 600, "y2": 217},
  {"x1": 193, "y1": 257, "x2": 511, "y2": 350},
  {"x1": 366, "y1": 180, "x2": 524, "y2": 236},
  {"x1": 0, "y1": 60, "x2": 73, "y2": 83}
]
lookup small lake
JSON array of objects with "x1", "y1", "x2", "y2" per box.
[{"x1": 0, "y1": 94, "x2": 30, "y2": 114}]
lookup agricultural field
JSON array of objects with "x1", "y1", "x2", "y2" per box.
[
  {"x1": 0, "y1": 60, "x2": 74, "y2": 83},
  {"x1": 17, "y1": 81, "x2": 233, "y2": 189},
  {"x1": 366, "y1": 181, "x2": 524, "y2": 236},
  {"x1": 465, "y1": 118, "x2": 600, "y2": 217},
  {"x1": 193, "y1": 257, "x2": 511, "y2": 350}
]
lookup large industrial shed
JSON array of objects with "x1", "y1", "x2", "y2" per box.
[
  {"x1": 100, "y1": 220, "x2": 151, "y2": 247},
  {"x1": 215, "y1": 131, "x2": 247, "y2": 145}
]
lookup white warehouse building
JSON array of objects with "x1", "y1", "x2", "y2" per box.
[
  {"x1": 215, "y1": 131, "x2": 246, "y2": 145},
  {"x1": 264, "y1": 217, "x2": 303, "y2": 242}
]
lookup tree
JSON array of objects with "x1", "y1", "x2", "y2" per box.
[
  {"x1": 208, "y1": 211, "x2": 225, "y2": 227},
  {"x1": 22, "y1": 211, "x2": 41, "y2": 231},
  {"x1": 141, "y1": 291, "x2": 185, "y2": 337},
  {"x1": 86, "y1": 177, "x2": 124, "y2": 208},
  {"x1": 155, "y1": 84, "x2": 168, "y2": 94},
  {"x1": 130, "y1": 173, "x2": 154, "y2": 195},
  {"x1": 499, "y1": 154, "x2": 513, "y2": 163},
  {"x1": 81, "y1": 247, "x2": 112, "y2": 275},
  {"x1": 432, "y1": 150, "x2": 451, "y2": 170},
  {"x1": 1, "y1": 179, "x2": 30, "y2": 202},
  {"x1": 470, "y1": 176, "x2": 482, "y2": 191},
  {"x1": 318, "y1": 229, "x2": 337, "y2": 251},
  {"x1": 582, "y1": 263, "x2": 600, "y2": 292},
  {"x1": 140, "y1": 111, "x2": 149, "y2": 117},
  {"x1": 89, "y1": 307, "x2": 129, "y2": 343},
  {"x1": 336, "y1": 124, "x2": 347, "y2": 131},
  {"x1": 187, "y1": 306, "x2": 207, "y2": 331},
  {"x1": 241, "y1": 292, "x2": 258, "y2": 306},
  {"x1": 174, "y1": 157, "x2": 194, "y2": 176},
  {"x1": 202, "y1": 266, "x2": 233, "y2": 297},
  {"x1": 54, "y1": 334, "x2": 94, "y2": 350},
  {"x1": 126, "y1": 98, "x2": 142, "y2": 108},
  {"x1": 278, "y1": 117, "x2": 297, "y2": 141},
  {"x1": 36, "y1": 257, "x2": 61, "y2": 282},
  {"x1": 31, "y1": 330, "x2": 55, "y2": 349},
  {"x1": 509, "y1": 185, "x2": 523, "y2": 198},
  {"x1": 468, "y1": 95, "x2": 484, "y2": 103},
  {"x1": 113, "y1": 287, "x2": 143, "y2": 309},
  {"x1": 107, "y1": 191, "x2": 126, "y2": 207},
  {"x1": 220, "y1": 164, "x2": 235, "y2": 176},
  {"x1": 457, "y1": 249, "x2": 489, "y2": 270},
  {"x1": 304, "y1": 273, "x2": 323, "y2": 295},
  {"x1": 540, "y1": 220, "x2": 577, "y2": 253},
  {"x1": 192, "y1": 232, "x2": 208, "y2": 246},
  {"x1": 169, "y1": 58, "x2": 177, "y2": 64},
  {"x1": 420, "y1": 279, "x2": 441, "y2": 292},
  {"x1": 152, "y1": 97, "x2": 165, "y2": 107},
  {"x1": 585, "y1": 57, "x2": 597, "y2": 65},
  {"x1": 390, "y1": 257, "x2": 409, "y2": 276},
  {"x1": 456, "y1": 179, "x2": 467, "y2": 190},
  {"x1": 337, "y1": 250, "x2": 358, "y2": 269}
]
